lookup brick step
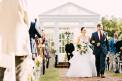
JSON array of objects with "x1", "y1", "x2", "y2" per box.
[{"x1": 55, "y1": 62, "x2": 69, "y2": 68}]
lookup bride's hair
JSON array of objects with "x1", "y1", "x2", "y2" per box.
[{"x1": 81, "y1": 27, "x2": 85, "y2": 32}]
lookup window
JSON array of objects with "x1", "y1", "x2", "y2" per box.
[{"x1": 59, "y1": 29, "x2": 73, "y2": 54}]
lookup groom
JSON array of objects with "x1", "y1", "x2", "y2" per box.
[{"x1": 90, "y1": 24, "x2": 109, "y2": 78}]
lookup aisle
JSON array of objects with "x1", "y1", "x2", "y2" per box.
[
  {"x1": 59, "y1": 68, "x2": 122, "y2": 81},
  {"x1": 39, "y1": 53, "x2": 122, "y2": 81}
]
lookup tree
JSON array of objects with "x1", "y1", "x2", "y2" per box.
[{"x1": 102, "y1": 17, "x2": 122, "y2": 37}]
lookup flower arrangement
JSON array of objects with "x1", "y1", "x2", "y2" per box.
[
  {"x1": 35, "y1": 55, "x2": 43, "y2": 70},
  {"x1": 77, "y1": 42, "x2": 88, "y2": 54}
]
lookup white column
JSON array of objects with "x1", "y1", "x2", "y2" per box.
[{"x1": 54, "y1": 23, "x2": 59, "y2": 62}]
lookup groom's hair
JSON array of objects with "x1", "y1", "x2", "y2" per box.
[{"x1": 97, "y1": 24, "x2": 101, "y2": 27}]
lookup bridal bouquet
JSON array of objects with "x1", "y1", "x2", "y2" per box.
[{"x1": 77, "y1": 42, "x2": 88, "y2": 54}]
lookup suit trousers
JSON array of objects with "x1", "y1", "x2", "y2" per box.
[
  {"x1": 95, "y1": 50, "x2": 106, "y2": 75},
  {"x1": 66, "y1": 52, "x2": 73, "y2": 61}
]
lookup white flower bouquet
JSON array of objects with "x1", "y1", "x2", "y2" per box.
[{"x1": 77, "y1": 42, "x2": 88, "y2": 54}]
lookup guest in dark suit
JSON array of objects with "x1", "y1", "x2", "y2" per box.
[
  {"x1": 29, "y1": 18, "x2": 41, "y2": 60},
  {"x1": 65, "y1": 41, "x2": 75, "y2": 61},
  {"x1": 90, "y1": 24, "x2": 109, "y2": 78}
]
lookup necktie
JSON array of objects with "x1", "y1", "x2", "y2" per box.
[{"x1": 99, "y1": 31, "x2": 102, "y2": 40}]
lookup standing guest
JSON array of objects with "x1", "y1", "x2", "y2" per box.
[
  {"x1": 109, "y1": 31, "x2": 118, "y2": 71},
  {"x1": 29, "y1": 18, "x2": 41, "y2": 60},
  {"x1": 65, "y1": 40, "x2": 75, "y2": 61}
]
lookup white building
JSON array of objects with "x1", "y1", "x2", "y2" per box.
[{"x1": 38, "y1": 2, "x2": 100, "y2": 62}]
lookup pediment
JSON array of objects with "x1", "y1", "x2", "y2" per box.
[{"x1": 41, "y1": 2, "x2": 99, "y2": 16}]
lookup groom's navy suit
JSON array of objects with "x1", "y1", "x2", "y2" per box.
[{"x1": 90, "y1": 31, "x2": 109, "y2": 76}]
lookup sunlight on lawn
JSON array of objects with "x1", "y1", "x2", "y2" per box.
[{"x1": 40, "y1": 67, "x2": 60, "y2": 81}]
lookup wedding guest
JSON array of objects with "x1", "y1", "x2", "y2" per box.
[
  {"x1": 29, "y1": 18, "x2": 41, "y2": 60},
  {"x1": 109, "y1": 31, "x2": 118, "y2": 71},
  {"x1": 65, "y1": 40, "x2": 75, "y2": 61}
]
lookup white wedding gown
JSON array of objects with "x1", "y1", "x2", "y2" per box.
[{"x1": 66, "y1": 37, "x2": 97, "y2": 77}]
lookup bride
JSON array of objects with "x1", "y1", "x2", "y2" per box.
[{"x1": 66, "y1": 27, "x2": 97, "y2": 77}]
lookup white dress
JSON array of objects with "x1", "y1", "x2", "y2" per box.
[{"x1": 66, "y1": 37, "x2": 97, "y2": 77}]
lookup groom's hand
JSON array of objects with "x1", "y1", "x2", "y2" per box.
[
  {"x1": 97, "y1": 42, "x2": 101, "y2": 47},
  {"x1": 120, "y1": 47, "x2": 122, "y2": 51}
]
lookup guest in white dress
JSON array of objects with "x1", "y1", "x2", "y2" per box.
[{"x1": 66, "y1": 27, "x2": 97, "y2": 77}]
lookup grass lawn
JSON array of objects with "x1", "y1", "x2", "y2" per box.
[
  {"x1": 112, "y1": 73, "x2": 122, "y2": 78},
  {"x1": 40, "y1": 67, "x2": 60, "y2": 81},
  {"x1": 106, "y1": 71, "x2": 122, "y2": 78}
]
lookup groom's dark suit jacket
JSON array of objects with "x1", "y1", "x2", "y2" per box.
[
  {"x1": 90, "y1": 32, "x2": 109, "y2": 55},
  {"x1": 90, "y1": 31, "x2": 109, "y2": 75}
]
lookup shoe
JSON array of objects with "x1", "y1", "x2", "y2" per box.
[
  {"x1": 97, "y1": 74, "x2": 100, "y2": 77},
  {"x1": 32, "y1": 54, "x2": 36, "y2": 60},
  {"x1": 101, "y1": 75, "x2": 105, "y2": 78}
]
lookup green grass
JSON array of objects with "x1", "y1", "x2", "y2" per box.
[
  {"x1": 40, "y1": 67, "x2": 60, "y2": 81},
  {"x1": 112, "y1": 73, "x2": 122, "y2": 78},
  {"x1": 106, "y1": 71, "x2": 122, "y2": 78}
]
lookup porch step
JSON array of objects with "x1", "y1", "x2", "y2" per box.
[{"x1": 55, "y1": 62, "x2": 69, "y2": 68}]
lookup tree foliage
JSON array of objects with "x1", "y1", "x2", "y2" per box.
[{"x1": 102, "y1": 17, "x2": 122, "y2": 37}]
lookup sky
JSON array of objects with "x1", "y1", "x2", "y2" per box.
[{"x1": 28, "y1": 0, "x2": 122, "y2": 19}]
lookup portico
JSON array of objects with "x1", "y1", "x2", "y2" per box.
[{"x1": 38, "y1": 2, "x2": 100, "y2": 62}]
